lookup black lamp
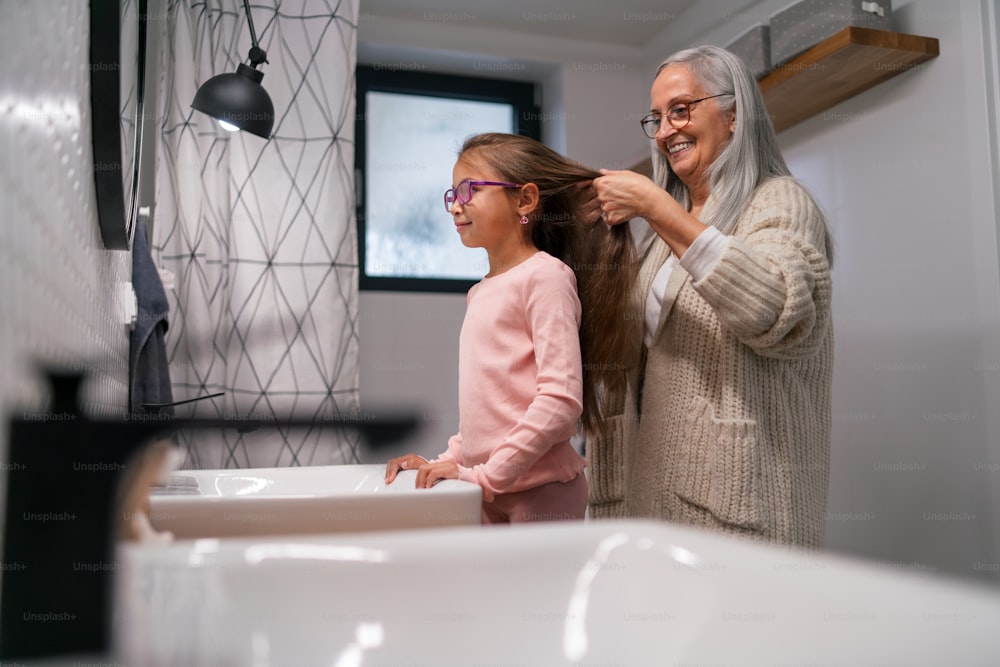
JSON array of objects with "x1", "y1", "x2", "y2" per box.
[{"x1": 191, "y1": 0, "x2": 274, "y2": 138}]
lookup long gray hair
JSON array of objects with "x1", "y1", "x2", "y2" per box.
[{"x1": 650, "y1": 45, "x2": 790, "y2": 235}]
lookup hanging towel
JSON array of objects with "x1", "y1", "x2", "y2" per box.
[{"x1": 129, "y1": 221, "x2": 174, "y2": 415}]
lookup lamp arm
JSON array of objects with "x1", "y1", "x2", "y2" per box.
[{"x1": 243, "y1": 0, "x2": 268, "y2": 67}]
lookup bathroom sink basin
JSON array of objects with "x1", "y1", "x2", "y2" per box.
[
  {"x1": 117, "y1": 520, "x2": 1000, "y2": 666},
  {"x1": 148, "y1": 464, "x2": 482, "y2": 538}
]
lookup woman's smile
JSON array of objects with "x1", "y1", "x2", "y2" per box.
[{"x1": 667, "y1": 139, "x2": 694, "y2": 157}]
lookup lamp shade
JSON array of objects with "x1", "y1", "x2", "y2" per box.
[{"x1": 191, "y1": 63, "x2": 274, "y2": 138}]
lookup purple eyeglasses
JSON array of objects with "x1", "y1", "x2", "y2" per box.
[{"x1": 444, "y1": 179, "x2": 523, "y2": 212}]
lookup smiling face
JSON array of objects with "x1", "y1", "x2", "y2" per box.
[
  {"x1": 449, "y1": 151, "x2": 527, "y2": 255},
  {"x1": 650, "y1": 64, "x2": 735, "y2": 193}
]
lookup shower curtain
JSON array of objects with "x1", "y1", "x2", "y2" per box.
[{"x1": 152, "y1": 0, "x2": 360, "y2": 467}]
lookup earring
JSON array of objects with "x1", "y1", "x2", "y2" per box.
[{"x1": 520, "y1": 215, "x2": 529, "y2": 225}]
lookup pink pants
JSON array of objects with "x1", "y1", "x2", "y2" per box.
[{"x1": 481, "y1": 474, "x2": 587, "y2": 524}]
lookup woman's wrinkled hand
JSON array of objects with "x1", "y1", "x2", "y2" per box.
[
  {"x1": 415, "y1": 460, "x2": 460, "y2": 488},
  {"x1": 593, "y1": 169, "x2": 664, "y2": 225},
  {"x1": 384, "y1": 453, "x2": 428, "y2": 484}
]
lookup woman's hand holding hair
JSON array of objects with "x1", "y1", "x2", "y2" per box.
[
  {"x1": 384, "y1": 453, "x2": 429, "y2": 484},
  {"x1": 593, "y1": 169, "x2": 669, "y2": 226},
  {"x1": 595, "y1": 169, "x2": 707, "y2": 257}
]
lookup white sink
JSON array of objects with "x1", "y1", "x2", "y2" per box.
[
  {"x1": 148, "y1": 464, "x2": 482, "y2": 538},
  {"x1": 117, "y1": 520, "x2": 1000, "y2": 666}
]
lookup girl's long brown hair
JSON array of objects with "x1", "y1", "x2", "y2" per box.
[{"x1": 459, "y1": 133, "x2": 640, "y2": 441}]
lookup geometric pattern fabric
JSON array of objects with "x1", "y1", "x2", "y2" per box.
[{"x1": 152, "y1": 0, "x2": 360, "y2": 467}]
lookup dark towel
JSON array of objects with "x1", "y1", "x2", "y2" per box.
[{"x1": 129, "y1": 220, "x2": 174, "y2": 415}]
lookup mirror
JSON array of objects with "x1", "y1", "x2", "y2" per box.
[{"x1": 89, "y1": 0, "x2": 148, "y2": 250}]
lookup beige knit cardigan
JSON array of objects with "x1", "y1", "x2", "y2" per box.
[{"x1": 587, "y1": 177, "x2": 833, "y2": 548}]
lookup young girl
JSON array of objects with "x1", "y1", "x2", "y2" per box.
[{"x1": 385, "y1": 133, "x2": 638, "y2": 524}]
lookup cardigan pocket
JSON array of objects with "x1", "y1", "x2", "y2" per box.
[{"x1": 673, "y1": 395, "x2": 764, "y2": 532}]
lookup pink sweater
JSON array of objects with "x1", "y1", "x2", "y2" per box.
[{"x1": 436, "y1": 251, "x2": 587, "y2": 502}]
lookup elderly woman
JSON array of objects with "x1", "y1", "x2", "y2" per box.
[{"x1": 589, "y1": 45, "x2": 833, "y2": 547}]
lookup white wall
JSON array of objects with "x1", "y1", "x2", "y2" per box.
[
  {"x1": 789, "y1": 0, "x2": 999, "y2": 582},
  {"x1": 357, "y1": 0, "x2": 1000, "y2": 583}
]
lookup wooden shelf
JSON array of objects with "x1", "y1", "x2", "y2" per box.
[
  {"x1": 628, "y1": 27, "x2": 938, "y2": 174},
  {"x1": 760, "y1": 26, "x2": 939, "y2": 132}
]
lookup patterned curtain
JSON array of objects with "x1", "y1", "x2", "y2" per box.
[{"x1": 152, "y1": 0, "x2": 360, "y2": 467}]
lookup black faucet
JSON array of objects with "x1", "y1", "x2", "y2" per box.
[{"x1": 0, "y1": 369, "x2": 419, "y2": 660}]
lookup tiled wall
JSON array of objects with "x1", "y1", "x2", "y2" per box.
[{"x1": 0, "y1": 1, "x2": 132, "y2": 453}]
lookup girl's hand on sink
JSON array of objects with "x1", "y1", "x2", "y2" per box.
[
  {"x1": 415, "y1": 460, "x2": 460, "y2": 488},
  {"x1": 385, "y1": 454, "x2": 429, "y2": 484}
]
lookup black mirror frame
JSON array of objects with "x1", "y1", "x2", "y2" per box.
[{"x1": 89, "y1": 0, "x2": 148, "y2": 251}]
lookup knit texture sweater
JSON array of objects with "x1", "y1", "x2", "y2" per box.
[
  {"x1": 587, "y1": 177, "x2": 833, "y2": 548},
  {"x1": 436, "y1": 251, "x2": 587, "y2": 502}
]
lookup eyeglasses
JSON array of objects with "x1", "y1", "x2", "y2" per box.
[
  {"x1": 443, "y1": 179, "x2": 523, "y2": 212},
  {"x1": 639, "y1": 93, "x2": 728, "y2": 138}
]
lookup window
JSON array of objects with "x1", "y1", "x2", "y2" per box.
[{"x1": 355, "y1": 65, "x2": 540, "y2": 292}]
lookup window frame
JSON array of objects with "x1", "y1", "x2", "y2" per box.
[{"x1": 355, "y1": 65, "x2": 541, "y2": 293}]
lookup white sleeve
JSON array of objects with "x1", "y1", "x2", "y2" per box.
[{"x1": 678, "y1": 225, "x2": 728, "y2": 282}]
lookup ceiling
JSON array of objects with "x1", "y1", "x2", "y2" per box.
[{"x1": 359, "y1": 0, "x2": 701, "y2": 47}]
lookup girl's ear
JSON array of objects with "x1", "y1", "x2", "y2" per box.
[{"x1": 517, "y1": 183, "x2": 540, "y2": 216}]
